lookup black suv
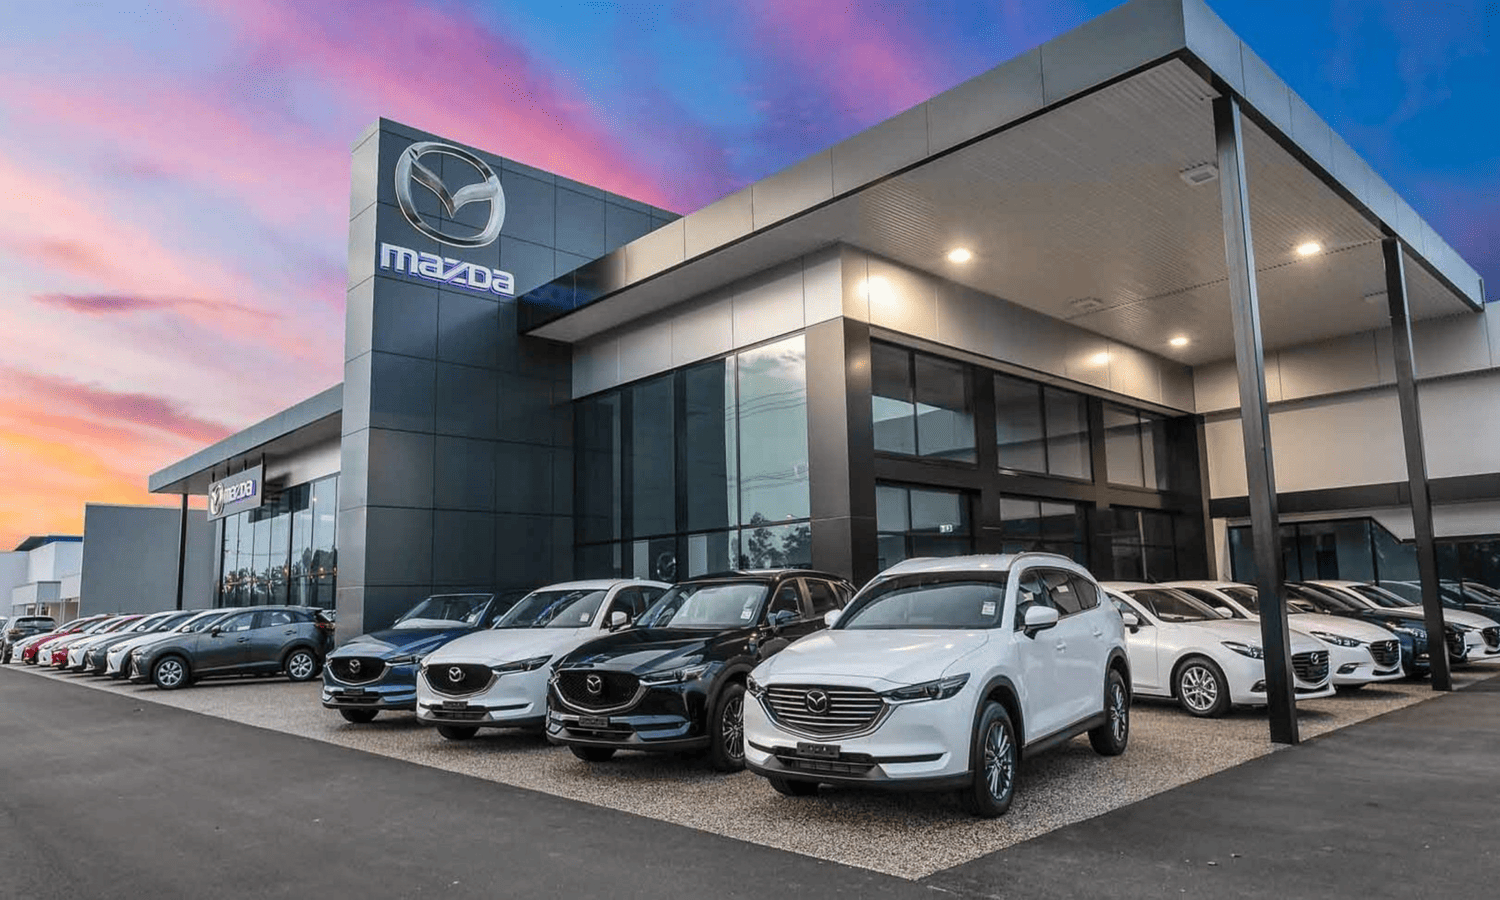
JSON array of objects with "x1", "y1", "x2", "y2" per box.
[
  {"x1": 3, "y1": 616, "x2": 56, "y2": 663},
  {"x1": 546, "y1": 569, "x2": 855, "y2": 771},
  {"x1": 129, "y1": 605, "x2": 334, "y2": 689}
]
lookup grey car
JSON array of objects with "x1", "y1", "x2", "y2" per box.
[
  {"x1": 129, "y1": 606, "x2": 334, "y2": 690},
  {"x1": 3, "y1": 616, "x2": 57, "y2": 663}
]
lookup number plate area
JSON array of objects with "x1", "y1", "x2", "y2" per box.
[
  {"x1": 340, "y1": 688, "x2": 366, "y2": 697},
  {"x1": 795, "y1": 742, "x2": 841, "y2": 759},
  {"x1": 441, "y1": 700, "x2": 470, "y2": 710},
  {"x1": 578, "y1": 715, "x2": 610, "y2": 729}
]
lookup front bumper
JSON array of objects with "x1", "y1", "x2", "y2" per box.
[
  {"x1": 1219, "y1": 652, "x2": 1337, "y2": 705},
  {"x1": 545, "y1": 676, "x2": 711, "y2": 753},
  {"x1": 321, "y1": 663, "x2": 419, "y2": 711},
  {"x1": 1327, "y1": 644, "x2": 1404, "y2": 686},
  {"x1": 742, "y1": 688, "x2": 971, "y2": 790},
  {"x1": 416, "y1": 667, "x2": 549, "y2": 729}
]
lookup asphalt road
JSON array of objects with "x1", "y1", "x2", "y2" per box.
[{"x1": 0, "y1": 667, "x2": 936, "y2": 900}]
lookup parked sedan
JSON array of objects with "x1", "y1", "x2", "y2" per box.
[
  {"x1": 81, "y1": 611, "x2": 201, "y2": 675},
  {"x1": 65, "y1": 615, "x2": 145, "y2": 670},
  {"x1": 43, "y1": 616, "x2": 132, "y2": 667},
  {"x1": 547, "y1": 569, "x2": 855, "y2": 771},
  {"x1": 1306, "y1": 581, "x2": 1500, "y2": 662},
  {"x1": 322, "y1": 592, "x2": 523, "y2": 723},
  {"x1": 2, "y1": 616, "x2": 56, "y2": 663},
  {"x1": 1169, "y1": 581, "x2": 1404, "y2": 689},
  {"x1": 19, "y1": 616, "x2": 110, "y2": 664},
  {"x1": 107, "y1": 610, "x2": 230, "y2": 678},
  {"x1": 1104, "y1": 584, "x2": 1334, "y2": 717},
  {"x1": 417, "y1": 580, "x2": 670, "y2": 739},
  {"x1": 1367, "y1": 581, "x2": 1500, "y2": 627},
  {"x1": 129, "y1": 606, "x2": 331, "y2": 689}
]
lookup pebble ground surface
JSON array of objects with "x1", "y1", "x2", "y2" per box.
[{"x1": 13, "y1": 662, "x2": 1496, "y2": 879}]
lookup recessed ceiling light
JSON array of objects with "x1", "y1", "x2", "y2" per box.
[
  {"x1": 947, "y1": 247, "x2": 973, "y2": 263},
  {"x1": 1090, "y1": 351, "x2": 1111, "y2": 367},
  {"x1": 1169, "y1": 336, "x2": 1189, "y2": 347},
  {"x1": 1296, "y1": 241, "x2": 1322, "y2": 257}
]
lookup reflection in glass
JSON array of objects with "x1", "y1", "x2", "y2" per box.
[
  {"x1": 1043, "y1": 388, "x2": 1091, "y2": 479},
  {"x1": 876, "y1": 483, "x2": 972, "y2": 569},
  {"x1": 687, "y1": 531, "x2": 737, "y2": 577},
  {"x1": 631, "y1": 375, "x2": 675, "y2": 538},
  {"x1": 1104, "y1": 403, "x2": 1144, "y2": 487},
  {"x1": 684, "y1": 358, "x2": 737, "y2": 532},
  {"x1": 994, "y1": 375, "x2": 1045, "y2": 473},
  {"x1": 576, "y1": 393, "x2": 621, "y2": 544},
  {"x1": 872, "y1": 342, "x2": 916, "y2": 455},
  {"x1": 738, "y1": 336, "x2": 810, "y2": 523},
  {"x1": 914, "y1": 354, "x2": 975, "y2": 461},
  {"x1": 738, "y1": 518, "x2": 812, "y2": 569}
]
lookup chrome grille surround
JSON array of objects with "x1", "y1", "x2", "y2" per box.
[{"x1": 762, "y1": 685, "x2": 887, "y2": 739}]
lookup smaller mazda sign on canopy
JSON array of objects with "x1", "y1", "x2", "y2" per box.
[{"x1": 207, "y1": 465, "x2": 263, "y2": 522}]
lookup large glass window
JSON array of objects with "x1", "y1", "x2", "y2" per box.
[
  {"x1": 876, "y1": 483, "x2": 973, "y2": 571},
  {"x1": 1104, "y1": 404, "x2": 1167, "y2": 489},
  {"x1": 872, "y1": 343, "x2": 975, "y2": 462},
  {"x1": 993, "y1": 375, "x2": 1091, "y2": 479},
  {"x1": 576, "y1": 393, "x2": 622, "y2": 545},
  {"x1": 738, "y1": 335, "x2": 810, "y2": 522},
  {"x1": 217, "y1": 474, "x2": 337, "y2": 610},
  {"x1": 998, "y1": 496, "x2": 1085, "y2": 563},
  {"x1": 630, "y1": 375, "x2": 676, "y2": 537},
  {"x1": 1108, "y1": 507, "x2": 1180, "y2": 582},
  {"x1": 683, "y1": 358, "x2": 737, "y2": 532}
]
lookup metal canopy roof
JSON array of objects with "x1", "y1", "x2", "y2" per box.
[
  {"x1": 147, "y1": 383, "x2": 342, "y2": 496},
  {"x1": 521, "y1": 0, "x2": 1482, "y2": 368}
]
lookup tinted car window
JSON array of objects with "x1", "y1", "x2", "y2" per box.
[
  {"x1": 610, "y1": 588, "x2": 645, "y2": 620},
  {"x1": 637, "y1": 583, "x2": 768, "y2": 629},
  {"x1": 1069, "y1": 576, "x2": 1100, "y2": 611},
  {"x1": 1047, "y1": 571, "x2": 1087, "y2": 616},
  {"x1": 1014, "y1": 571, "x2": 1055, "y2": 629},
  {"x1": 768, "y1": 582, "x2": 802, "y2": 619},
  {"x1": 805, "y1": 580, "x2": 841, "y2": 615},
  {"x1": 217, "y1": 613, "x2": 255, "y2": 633},
  {"x1": 1126, "y1": 588, "x2": 1219, "y2": 622},
  {"x1": 258, "y1": 610, "x2": 295, "y2": 628}
]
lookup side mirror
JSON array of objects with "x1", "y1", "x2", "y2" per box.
[
  {"x1": 767, "y1": 609, "x2": 796, "y2": 632},
  {"x1": 1023, "y1": 606, "x2": 1060, "y2": 637},
  {"x1": 823, "y1": 609, "x2": 842, "y2": 628},
  {"x1": 608, "y1": 610, "x2": 629, "y2": 630},
  {"x1": 210, "y1": 626, "x2": 223, "y2": 637},
  {"x1": 1121, "y1": 611, "x2": 1141, "y2": 633},
  {"x1": 1215, "y1": 606, "x2": 1235, "y2": 619}
]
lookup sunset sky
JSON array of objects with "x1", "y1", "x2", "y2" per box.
[{"x1": 0, "y1": 0, "x2": 1494, "y2": 549}]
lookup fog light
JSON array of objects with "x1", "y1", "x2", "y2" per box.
[
  {"x1": 1337, "y1": 663, "x2": 1359, "y2": 674},
  {"x1": 1251, "y1": 680, "x2": 1266, "y2": 693}
]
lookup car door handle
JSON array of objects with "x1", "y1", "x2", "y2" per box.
[
  {"x1": 1091, "y1": 627, "x2": 1104, "y2": 638},
  {"x1": 1055, "y1": 640, "x2": 1067, "y2": 651},
  {"x1": 284, "y1": 629, "x2": 295, "y2": 635},
  {"x1": 236, "y1": 637, "x2": 250, "y2": 643}
]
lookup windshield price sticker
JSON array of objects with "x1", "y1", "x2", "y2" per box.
[
  {"x1": 981, "y1": 601, "x2": 997, "y2": 617},
  {"x1": 740, "y1": 608, "x2": 753, "y2": 620}
]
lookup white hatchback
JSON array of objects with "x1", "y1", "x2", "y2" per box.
[
  {"x1": 417, "y1": 579, "x2": 670, "y2": 740},
  {"x1": 1104, "y1": 583, "x2": 1335, "y2": 716},
  {"x1": 744, "y1": 554, "x2": 1130, "y2": 818}
]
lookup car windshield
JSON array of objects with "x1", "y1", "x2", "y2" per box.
[
  {"x1": 494, "y1": 589, "x2": 608, "y2": 629},
  {"x1": 838, "y1": 576, "x2": 1008, "y2": 630},
  {"x1": 153, "y1": 613, "x2": 194, "y2": 631},
  {"x1": 19, "y1": 618, "x2": 52, "y2": 629},
  {"x1": 129, "y1": 615, "x2": 170, "y2": 633},
  {"x1": 179, "y1": 612, "x2": 230, "y2": 633},
  {"x1": 393, "y1": 594, "x2": 492, "y2": 628},
  {"x1": 1127, "y1": 588, "x2": 1222, "y2": 622},
  {"x1": 1351, "y1": 584, "x2": 1414, "y2": 608},
  {"x1": 637, "y1": 583, "x2": 768, "y2": 629}
]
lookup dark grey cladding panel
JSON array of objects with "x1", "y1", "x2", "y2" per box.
[
  {"x1": 370, "y1": 275, "x2": 439, "y2": 360},
  {"x1": 498, "y1": 373, "x2": 566, "y2": 447},
  {"x1": 364, "y1": 506, "x2": 434, "y2": 586},
  {"x1": 338, "y1": 428, "x2": 368, "y2": 511},
  {"x1": 501, "y1": 236, "x2": 557, "y2": 297},
  {"x1": 354, "y1": 584, "x2": 433, "y2": 636},
  {"x1": 434, "y1": 436, "x2": 497, "y2": 512},
  {"x1": 495, "y1": 441, "x2": 553, "y2": 514},
  {"x1": 495, "y1": 514, "x2": 557, "y2": 588},
  {"x1": 434, "y1": 362, "x2": 499, "y2": 440},
  {"x1": 555, "y1": 188, "x2": 606, "y2": 258},
  {"x1": 499, "y1": 170, "x2": 555, "y2": 248},
  {"x1": 365, "y1": 428, "x2": 435, "y2": 509},
  {"x1": 368, "y1": 352, "x2": 436, "y2": 434},
  {"x1": 335, "y1": 505, "x2": 366, "y2": 589},
  {"x1": 436, "y1": 290, "x2": 501, "y2": 369},
  {"x1": 432, "y1": 510, "x2": 496, "y2": 587},
  {"x1": 605, "y1": 202, "x2": 652, "y2": 249}
]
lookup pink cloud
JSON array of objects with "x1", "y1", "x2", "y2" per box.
[
  {"x1": 194, "y1": 0, "x2": 680, "y2": 210},
  {"x1": 0, "y1": 365, "x2": 233, "y2": 446},
  {"x1": 33, "y1": 292, "x2": 276, "y2": 322}
]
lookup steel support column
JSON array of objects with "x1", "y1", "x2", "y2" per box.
[
  {"x1": 1214, "y1": 95, "x2": 1298, "y2": 745},
  {"x1": 1382, "y1": 238, "x2": 1452, "y2": 691},
  {"x1": 174, "y1": 493, "x2": 188, "y2": 611}
]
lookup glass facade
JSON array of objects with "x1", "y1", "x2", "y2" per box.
[
  {"x1": 998, "y1": 497, "x2": 1086, "y2": 562},
  {"x1": 1103, "y1": 403, "x2": 1168, "y2": 490},
  {"x1": 219, "y1": 474, "x2": 338, "y2": 609},
  {"x1": 1229, "y1": 517, "x2": 1500, "y2": 593},
  {"x1": 872, "y1": 343, "x2": 976, "y2": 462},
  {"x1": 876, "y1": 483, "x2": 973, "y2": 569},
  {"x1": 575, "y1": 334, "x2": 811, "y2": 581}
]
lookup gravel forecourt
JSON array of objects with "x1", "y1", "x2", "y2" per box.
[{"x1": 13, "y1": 662, "x2": 1498, "y2": 879}]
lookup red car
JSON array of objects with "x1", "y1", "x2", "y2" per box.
[
  {"x1": 21, "y1": 616, "x2": 110, "y2": 664},
  {"x1": 48, "y1": 616, "x2": 140, "y2": 668}
]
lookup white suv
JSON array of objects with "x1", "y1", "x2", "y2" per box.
[{"x1": 743, "y1": 554, "x2": 1130, "y2": 817}]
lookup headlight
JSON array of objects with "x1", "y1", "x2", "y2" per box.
[
  {"x1": 1388, "y1": 624, "x2": 1424, "y2": 638},
  {"x1": 745, "y1": 674, "x2": 765, "y2": 698},
  {"x1": 881, "y1": 673, "x2": 970, "y2": 703},
  {"x1": 386, "y1": 654, "x2": 420, "y2": 667},
  {"x1": 492, "y1": 655, "x2": 551, "y2": 674},
  {"x1": 639, "y1": 663, "x2": 711, "y2": 685},
  {"x1": 1309, "y1": 632, "x2": 1363, "y2": 648},
  {"x1": 1449, "y1": 623, "x2": 1475, "y2": 634},
  {"x1": 1222, "y1": 641, "x2": 1264, "y2": 659}
]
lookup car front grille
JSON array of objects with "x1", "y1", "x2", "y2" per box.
[
  {"x1": 424, "y1": 663, "x2": 493, "y2": 697},
  {"x1": 763, "y1": 685, "x2": 886, "y2": 737},
  {"x1": 1292, "y1": 650, "x2": 1330, "y2": 684},
  {"x1": 329, "y1": 656, "x2": 386, "y2": 685},
  {"x1": 1446, "y1": 631, "x2": 1467, "y2": 658},
  {"x1": 773, "y1": 752, "x2": 876, "y2": 776},
  {"x1": 433, "y1": 708, "x2": 487, "y2": 721},
  {"x1": 1482, "y1": 627, "x2": 1500, "y2": 651},
  {"x1": 1368, "y1": 640, "x2": 1401, "y2": 668},
  {"x1": 554, "y1": 670, "x2": 640, "y2": 711}
]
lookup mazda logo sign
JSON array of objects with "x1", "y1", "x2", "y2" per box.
[
  {"x1": 347, "y1": 659, "x2": 361, "y2": 674},
  {"x1": 394, "y1": 141, "x2": 506, "y2": 248},
  {"x1": 804, "y1": 690, "x2": 829, "y2": 714},
  {"x1": 585, "y1": 674, "x2": 604, "y2": 695},
  {"x1": 448, "y1": 666, "x2": 465, "y2": 683},
  {"x1": 207, "y1": 483, "x2": 224, "y2": 518}
]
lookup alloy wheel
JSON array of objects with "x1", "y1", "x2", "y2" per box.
[
  {"x1": 1180, "y1": 665, "x2": 1218, "y2": 712},
  {"x1": 156, "y1": 659, "x2": 184, "y2": 688},
  {"x1": 1109, "y1": 681, "x2": 1128, "y2": 744},
  {"x1": 983, "y1": 720, "x2": 1015, "y2": 801},
  {"x1": 288, "y1": 652, "x2": 315, "y2": 680},
  {"x1": 722, "y1": 695, "x2": 744, "y2": 761}
]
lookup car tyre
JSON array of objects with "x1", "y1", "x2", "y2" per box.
[
  {"x1": 153, "y1": 656, "x2": 190, "y2": 691},
  {"x1": 767, "y1": 775, "x2": 819, "y2": 797},
  {"x1": 960, "y1": 701, "x2": 1018, "y2": 818},
  {"x1": 570, "y1": 745, "x2": 616, "y2": 762},
  {"x1": 284, "y1": 648, "x2": 318, "y2": 682},
  {"x1": 1088, "y1": 669, "x2": 1130, "y2": 756},
  {"x1": 340, "y1": 708, "x2": 379, "y2": 724},
  {"x1": 437, "y1": 724, "x2": 479, "y2": 741},
  {"x1": 1175, "y1": 657, "x2": 1230, "y2": 717},
  {"x1": 707, "y1": 681, "x2": 747, "y2": 773}
]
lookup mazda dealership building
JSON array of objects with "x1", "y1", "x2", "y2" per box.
[{"x1": 149, "y1": 0, "x2": 1494, "y2": 701}]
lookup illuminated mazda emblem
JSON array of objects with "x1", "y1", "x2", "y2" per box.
[
  {"x1": 394, "y1": 141, "x2": 506, "y2": 248},
  {"x1": 585, "y1": 674, "x2": 604, "y2": 695},
  {"x1": 207, "y1": 483, "x2": 224, "y2": 519},
  {"x1": 347, "y1": 659, "x2": 362, "y2": 674},
  {"x1": 804, "y1": 690, "x2": 829, "y2": 714},
  {"x1": 448, "y1": 666, "x2": 465, "y2": 683}
]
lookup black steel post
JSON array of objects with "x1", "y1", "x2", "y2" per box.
[
  {"x1": 1214, "y1": 95, "x2": 1298, "y2": 745},
  {"x1": 174, "y1": 493, "x2": 189, "y2": 611},
  {"x1": 1382, "y1": 238, "x2": 1452, "y2": 691}
]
